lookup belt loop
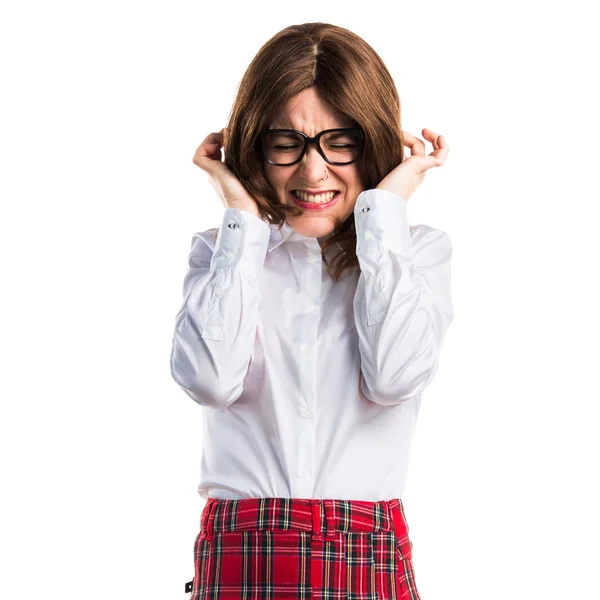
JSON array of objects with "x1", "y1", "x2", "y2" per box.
[
  {"x1": 311, "y1": 499, "x2": 322, "y2": 539},
  {"x1": 312, "y1": 499, "x2": 336, "y2": 541}
]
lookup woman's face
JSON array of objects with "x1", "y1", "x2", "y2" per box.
[{"x1": 263, "y1": 87, "x2": 364, "y2": 247}]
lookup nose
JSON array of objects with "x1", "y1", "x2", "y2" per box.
[{"x1": 298, "y1": 142, "x2": 328, "y2": 182}]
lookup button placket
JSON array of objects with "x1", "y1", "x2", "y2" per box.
[
  {"x1": 214, "y1": 267, "x2": 227, "y2": 298},
  {"x1": 293, "y1": 244, "x2": 321, "y2": 493}
]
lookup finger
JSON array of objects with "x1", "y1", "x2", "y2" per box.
[
  {"x1": 422, "y1": 128, "x2": 440, "y2": 149},
  {"x1": 429, "y1": 134, "x2": 449, "y2": 163},
  {"x1": 416, "y1": 153, "x2": 446, "y2": 173},
  {"x1": 433, "y1": 136, "x2": 449, "y2": 162},
  {"x1": 402, "y1": 131, "x2": 426, "y2": 156},
  {"x1": 422, "y1": 129, "x2": 450, "y2": 155},
  {"x1": 200, "y1": 131, "x2": 225, "y2": 147},
  {"x1": 193, "y1": 142, "x2": 223, "y2": 169},
  {"x1": 195, "y1": 142, "x2": 221, "y2": 158}
]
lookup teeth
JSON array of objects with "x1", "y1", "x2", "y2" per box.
[{"x1": 293, "y1": 190, "x2": 337, "y2": 203}]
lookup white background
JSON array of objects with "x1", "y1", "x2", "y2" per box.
[{"x1": 1, "y1": 1, "x2": 599, "y2": 599}]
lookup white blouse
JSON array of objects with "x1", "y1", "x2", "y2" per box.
[{"x1": 170, "y1": 188, "x2": 454, "y2": 501}]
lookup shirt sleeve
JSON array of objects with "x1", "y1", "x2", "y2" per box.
[
  {"x1": 353, "y1": 188, "x2": 454, "y2": 405},
  {"x1": 169, "y1": 207, "x2": 270, "y2": 411}
]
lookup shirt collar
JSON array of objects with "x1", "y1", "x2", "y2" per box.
[{"x1": 267, "y1": 220, "x2": 322, "y2": 253}]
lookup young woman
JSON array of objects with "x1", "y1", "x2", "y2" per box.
[{"x1": 171, "y1": 21, "x2": 452, "y2": 600}]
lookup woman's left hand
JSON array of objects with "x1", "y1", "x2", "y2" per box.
[{"x1": 376, "y1": 128, "x2": 449, "y2": 203}]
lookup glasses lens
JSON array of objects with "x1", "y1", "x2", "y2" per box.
[
  {"x1": 263, "y1": 131, "x2": 304, "y2": 165},
  {"x1": 263, "y1": 130, "x2": 362, "y2": 165}
]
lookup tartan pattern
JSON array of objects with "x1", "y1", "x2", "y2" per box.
[{"x1": 189, "y1": 498, "x2": 420, "y2": 599}]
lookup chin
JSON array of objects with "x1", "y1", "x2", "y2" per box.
[{"x1": 288, "y1": 218, "x2": 336, "y2": 239}]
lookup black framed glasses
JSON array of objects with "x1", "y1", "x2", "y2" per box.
[{"x1": 259, "y1": 128, "x2": 365, "y2": 166}]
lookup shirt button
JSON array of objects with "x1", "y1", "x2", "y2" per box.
[
  {"x1": 225, "y1": 250, "x2": 235, "y2": 259},
  {"x1": 308, "y1": 302, "x2": 317, "y2": 312},
  {"x1": 364, "y1": 230, "x2": 374, "y2": 240},
  {"x1": 302, "y1": 469, "x2": 312, "y2": 478},
  {"x1": 300, "y1": 408, "x2": 314, "y2": 418},
  {"x1": 308, "y1": 253, "x2": 320, "y2": 263},
  {"x1": 300, "y1": 344, "x2": 313, "y2": 356}
]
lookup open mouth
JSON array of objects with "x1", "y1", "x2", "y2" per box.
[{"x1": 289, "y1": 190, "x2": 341, "y2": 209}]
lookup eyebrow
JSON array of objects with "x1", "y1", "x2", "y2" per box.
[{"x1": 268, "y1": 126, "x2": 353, "y2": 132}]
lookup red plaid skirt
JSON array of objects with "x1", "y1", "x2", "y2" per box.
[{"x1": 185, "y1": 497, "x2": 421, "y2": 599}]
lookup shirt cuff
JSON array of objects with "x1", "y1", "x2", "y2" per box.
[
  {"x1": 211, "y1": 207, "x2": 271, "y2": 278},
  {"x1": 354, "y1": 188, "x2": 412, "y2": 258}
]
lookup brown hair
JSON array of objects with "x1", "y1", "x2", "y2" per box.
[{"x1": 223, "y1": 22, "x2": 405, "y2": 281}]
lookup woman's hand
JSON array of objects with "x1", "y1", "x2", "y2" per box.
[
  {"x1": 376, "y1": 128, "x2": 449, "y2": 203},
  {"x1": 192, "y1": 128, "x2": 262, "y2": 219}
]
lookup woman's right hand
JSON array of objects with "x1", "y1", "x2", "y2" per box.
[{"x1": 192, "y1": 128, "x2": 262, "y2": 219}]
